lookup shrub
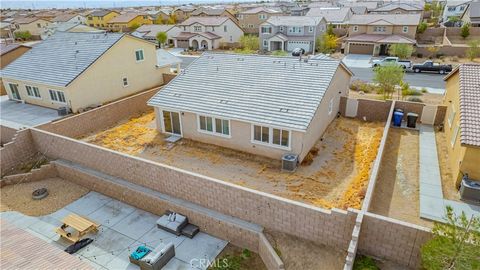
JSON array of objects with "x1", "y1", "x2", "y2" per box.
[
  {"x1": 239, "y1": 35, "x2": 259, "y2": 51},
  {"x1": 373, "y1": 64, "x2": 405, "y2": 99},
  {"x1": 271, "y1": 50, "x2": 288, "y2": 56},
  {"x1": 156, "y1": 32, "x2": 167, "y2": 47},
  {"x1": 408, "y1": 97, "x2": 423, "y2": 103},
  {"x1": 466, "y1": 39, "x2": 480, "y2": 61},
  {"x1": 316, "y1": 33, "x2": 337, "y2": 54},
  {"x1": 417, "y1": 22, "x2": 428, "y2": 34},
  {"x1": 421, "y1": 87, "x2": 428, "y2": 93},
  {"x1": 461, "y1": 23, "x2": 470, "y2": 39},
  {"x1": 353, "y1": 255, "x2": 379, "y2": 270},
  {"x1": 389, "y1": 44, "x2": 414, "y2": 59},
  {"x1": 14, "y1": 31, "x2": 32, "y2": 40}
]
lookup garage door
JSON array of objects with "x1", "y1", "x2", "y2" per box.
[
  {"x1": 348, "y1": 43, "x2": 374, "y2": 55},
  {"x1": 287, "y1": 41, "x2": 311, "y2": 52},
  {"x1": 176, "y1": 39, "x2": 189, "y2": 48}
]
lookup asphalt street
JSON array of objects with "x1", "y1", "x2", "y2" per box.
[{"x1": 178, "y1": 56, "x2": 446, "y2": 93}]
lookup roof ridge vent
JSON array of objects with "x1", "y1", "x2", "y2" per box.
[
  {"x1": 173, "y1": 93, "x2": 182, "y2": 97},
  {"x1": 279, "y1": 108, "x2": 289, "y2": 113},
  {"x1": 219, "y1": 99, "x2": 229, "y2": 104}
]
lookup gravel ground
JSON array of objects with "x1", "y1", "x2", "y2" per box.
[{"x1": 0, "y1": 178, "x2": 89, "y2": 216}]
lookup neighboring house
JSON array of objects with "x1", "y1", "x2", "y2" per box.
[
  {"x1": 306, "y1": 7, "x2": 353, "y2": 28},
  {"x1": 237, "y1": 7, "x2": 283, "y2": 34},
  {"x1": 344, "y1": 13, "x2": 421, "y2": 55},
  {"x1": 259, "y1": 16, "x2": 327, "y2": 53},
  {"x1": 370, "y1": 2, "x2": 423, "y2": 14},
  {"x1": 442, "y1": 0, "x2": 471, "y2": 23},
  {"x1": 1, "y1": 32, "x2": 169, "y2": 113},
  {"x1": 173, "y1": 6, "x2": 196, "y2": 23},
  {"x1": 51, "y1": 13, "x2": 86, "y2": 25},
  {"x1": 174, "y1": 17, "x2": 244, "y2": 50},
  {"x1": 34, "y1": 10, "x2": 63, "y2": 21},
  {"x1": 55, "y1": 23, "x2": 104, "y2": 33},
  {"x1": 147, "y1": 53, "x2": 352, "y2": 162},
  {"x1": 290, "y1": 7, "x2": 310, "y2": 16},
  {"x1": 132, "y1": 24, "x2": 181, "y2": 46},
  {"x1": 0, "y1": 43, "x2": 31, "y2": 95},
  {"x1": 191, "y1": 7, "x2": 238, "y2": 22},
  {"x1": 0, "y1": 22, "x2": 14, "y2": 39},
  {"x1": 442, "y1": 64, "x2": 480, "y2": 186},
  {"x1": 106, "y1": 13, "x2": 153, "y2": 32},
  {"x1": 86, "y1": 10, "x2": 120, "y2": 28},
  {"x1": 12, "y1": 17, "x2": 51, "y2": 39},
  {"x1": 146, "y1": 10, "x2": 171, "y2": 24},
  {"x1": 461, "y1": 1, "x2": 480, "y2": 27}
]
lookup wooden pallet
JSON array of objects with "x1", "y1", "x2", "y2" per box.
[{"x1": 55, "y1": 214, "x2": 100, "y2": 242}]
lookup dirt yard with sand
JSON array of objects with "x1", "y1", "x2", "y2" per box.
[
  {"x1": 0, "y1": 178, "x2": 89, "y2": 216},
  {"x1": 435, "y1": 130, "x2": 461, "y2": 202},
  {"x1": 265, "y1": 230, "x2": 346, "y2": 270},
  {"x1": 349, "y1": 91, "x2": 443, "y2": 105},
  {"x1": 81, "y1": 112, "x2": 384, "y2": 210},
  {"x1": 369, "y1": 128, "x2": 432, "y2": 228}
]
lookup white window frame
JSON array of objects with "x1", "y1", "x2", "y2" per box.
[
  {"x1": 259, "y1": 14, "x2": 266, "y2": 20},
  {"x1": 251, "y1": 124, "x2": 291, "y2": 150},
  {"x1": 448, "y1": 105, "x2": 455, "y2": 128},
  {"x1": 197, "y1": 114, "x2": 231, "y2": 138},
  {"x1": 261, "y1": 26, "x2": 271, "y2": 34},
  {"x1": 193, "y1": 25, "x2": 202, "y2": 32},
  {"x1": 8, "y1": 83, "x2": 21, "y2": 101},
  {"x1": 402, "y1": 26, "x2": 408, "y2": 33},
  {"x1": 135, "y1": 49, "x2": 144, "y2": 62},
  {"x1": 328, "y1": 98, "x2": 334, "y2": 115},
  {"x1": 224, "y1": 25, "x2": 227, "y2": 32},
  {"x1": 122, "y1": 77, "x2": 129, "y2": 87},
  {"x1": 451, "y1": 124, "x2": 459, "y2": 147},
  {"x1": 309, "y1": 26, "x2": 314, "y2": 32},
  {"x1": 25, "y1": 85, "x2": 41, "y2": 99},
  {"x1": 160, "y1": 109, "x2": 183, "y2": 136},
  {"x1": 353, "y1": 25, "x2": 358, "y2": 32},
  {"x1": 48, "y1": 89, "x2": 66, "y2": 104},
  {"x1": 263, "y1": 40, "x2": 268, "y2": 47}
]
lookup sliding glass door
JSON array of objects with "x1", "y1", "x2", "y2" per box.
[{"x1": 162, "y1": 111, "x2": 181, "y2": 136}]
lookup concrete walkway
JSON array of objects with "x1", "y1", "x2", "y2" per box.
[
  {"x1": 419, "y1": 125, "x2": 480, "y2": 222},
  {"x1": 0, "y1": 191, "x2": 228, "y2": 270}
]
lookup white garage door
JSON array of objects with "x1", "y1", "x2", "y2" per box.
[{"x1": 287, "y1": 41, "x2": 311, "y2": 52}]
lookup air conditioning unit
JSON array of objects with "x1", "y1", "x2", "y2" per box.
[
  {"x1": 460, "y1": 176, "x2": 480, "y2": 203},
  {"x1": 282, "y1": 153, "x2": 298, "y2": 172}
]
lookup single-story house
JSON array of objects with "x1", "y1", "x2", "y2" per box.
[
  {"x1": 147, "y1": 53, "x2": 353, "y2": 162},
  {"x1": 1, "y1": 32, "x2": 169, "y2": 113},
  {"x1": 443, "y1": 63, "x2": 480, "y2": 186}
]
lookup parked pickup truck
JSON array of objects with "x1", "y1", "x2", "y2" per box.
[
  {"x1": 412, "y1": 61, "x2": 453, "y2": 74},
  {"x1": 372, "y1": 57, "x2": 412, "y2": 70}
]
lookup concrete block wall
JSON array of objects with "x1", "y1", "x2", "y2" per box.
[
  {"x1": 162, "y1": 73, "x2": 177, "y2": 84},
  {"x1": 258, "y1": 233, "x2": 284, "y2": 270},
  {"x1": 435, "y1": 106, "x2": 447, "y2": 126},
  {"x1": 1, "y1": 125, "x2": 17, "y2": 145},
  {"x1": 36, "y1": 88, "x2": 159, "y2": 138},
  {"x1": 340, "y1": 97, "x2": 393, "y2": 122},
  {"x1": 0, "y1": 163, "x2": 57, "y2": 187},
  {"x1": 394, "y1": 101, "x2": 425, "y2": 123},
  {"x1": 0, "y1": 128, "x2": 37, "y2": 177},
  {"x1": 30, "y1": 128, "x2": 357, "y2": 250},
  {"x1": 358, "y1": 212, "x2": 431, "y2": 269}
]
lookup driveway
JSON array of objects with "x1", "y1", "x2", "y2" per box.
[
  {"x1": 0, "y1": 95, "x2": 62, "y2": 128},
  {"x1": 342, "y1": 54, "x2": 373, "y2": 68}
]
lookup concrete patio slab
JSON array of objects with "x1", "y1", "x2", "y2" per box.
[
  {"x1": 137, "y1": 226, "x2": 186, "y2": 249},
  {"x1": 175, "y1": 233, "x2": 228, "y2": 270},
  {"x1": 65, "y1": 191, "x2": 113, "y2": 216},
  {"x1": 0, "y1": 95, "x2": 62, "y2": 128},
  {"x1": 111, "y1": 209, "x2": 158, "y2": 240},
  {"x1": 89, "y1": 200, "x2": 136, "y2": 228},
  {"x1": 163, "y1": 258, "x2": 198, "y2": 270}
]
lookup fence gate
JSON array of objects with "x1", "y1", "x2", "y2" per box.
[
  {"x1": 345, "y1": 98, "x2": 359, "y2": 118},
  {"x1": 421, "y1": 105, "x2": 437, "y2": 125}
]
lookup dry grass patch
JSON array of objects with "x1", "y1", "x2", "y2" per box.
[{"x1": 1, "y1": 178, "x2": 89, "y2": 216}]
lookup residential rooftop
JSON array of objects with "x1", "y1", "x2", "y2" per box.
[
  {"x1": 0, "y1": 43, "x2": 30, "y2": 56},
  {"x1": 178, "y1": 16, "x2": 230, "y2": 26},
  {"x1": 148, "y1": 53, "x2": 350, "y2": 131},
  {"x1": 306, "y1": 7, "x2": 351, "y2": 23},
  {"x1": 348, "y1": 13, "x2": 422, "y2": 25},
  {"x1": 264, "y1": 16, "x2": 324, "y2": 26},
  {"x1": 240, "y1": 6, "x2": 282, "y2": 14},
  {"x1": 107, "y1": 12, "x2": 148, "y2": 23}
]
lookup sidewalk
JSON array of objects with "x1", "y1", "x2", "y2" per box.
[{"x1": 419, "y1": 125, "x2": 480, "y2": 222}]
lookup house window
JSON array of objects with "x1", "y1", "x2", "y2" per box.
[
  {"x1": 280, "y1": 26, "x2": 284, "y2": 31},
  {"x1": 26, "y1": 85, "x2": 41, "y2": 98},
  {"x1": 253, "y1": 125, "x2": 290, "y2": 148},
  {"x1": 259, "y1": 14, "x2": 266, "y2": 20},
  {"x1": 49, "y1": 89, "x2": 66, "y2": 103},
  {"x1": 451, "y1": 124, "x2": 459, "y2": 147},
  {"x1": 8, "y1": 83, "x2": 21, "y2": 100},
  {"x1": 328, "y1": 98, "x2": 334, "y2": 115},
  {"x1": 238, "y1": 14, "x2": 243, "y2": 20},
  {"x1": 263, "y1": 40, "x2": 268, "y2": 47},
  {"x1": 261, "y1": 26, "x2": 272, "y2": 34},
  {"x1": 288, "y1": 26, "x2": 303, "y2": 33},
  {"x1": 37, "y1": 23, "x2": 41, "y2": 28},
  {"x1": 122, "y1": 77, "x2": 129, "y2": 87},
  {"x1": 198, "y1": 115, "x2": 230, "y2": 136},
  {"x1": 353, "y1": 25, "x2": 358, "y2": 32},
  {"x1": 448, "y1": 6, "x2": 456, "y2": 11},
  {"x1": 448, "y1": 105, "x2": 455, "y2": 127},
  {"x1": 373, "y1": 26, "x2": 386, "y2": 32},
  {"x1": 224, "y1": 25, "x2": 227, "y2": 32},
  {"x1": 135, "y1": 49, "x2": 144, "y2": 61},
  {"x1": 403, "y1": 26, "x2": 408, "y2": 33},
  {"x1": 309, "y1": 26, "x2": 314, "y2": 32},
  {"x1": 194, "y1": 25, "x2": 202, "y2": 32}
]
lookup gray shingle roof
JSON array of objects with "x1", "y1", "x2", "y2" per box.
[
  {"x1": 148, "y1": 53, "x2": 347, "y2": 131},
  {"x1": 1, "y1": 32, "x2": 124, "y2": 87},
  {"x1": 349, "y1": 13, "x2": 422, "y2": 25},
  {"x1": 306, "y1": 7, "x2": 351, "y2": 23},
  {"x1": 447, "y1": 64, "x2": 480, "y2": 147},
  {"x1": 264, "y1": 16, "x2": 323, "y2": 26}
]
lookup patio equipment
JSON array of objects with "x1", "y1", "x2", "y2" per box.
[
  {"x1": 393, "y1": 111, "x2": 403, "y2": 127},
  {"x1": 64, "y1": 238, "x2": 93, "y2": 254},
  {"x1": 407, "y1": 113, "x2": 419, "y2": 128},
  {"x1": 55, "y1": 214, "x2": 100, "y2": 242},
  {"x1": 181, "y1": 224, "x2": 199, "y2": 239},
  {"x1": 57, "y1": 107, "x2": 68, "y2": 116},
  {"x1": 282, "y1": 153, "x2": 298, "y2": 172},
  {"x1": 139, "y1": 243, "x2": 175, "y2": 270},
  {"x1": 156, "y1": 212, "x2": 188, "y2": 236},
  {"x1": 129, "y1": 246, "x2": 152, "y2": 265},
  {"x1": 460, "y1": 176, "x2": 480, "y2": 202}
]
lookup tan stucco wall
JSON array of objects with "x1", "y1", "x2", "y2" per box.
[
  {"x1": 300, "y1": 65, "x2": 351, "y2": 161},
  {"x1": 348, "y1": 24, "x2": 417, "y2": 39},
  {"x1": 15, "y1": 19, "x2": 50, "y2": 36},
  {"x1": 2, "y1": 35, "x2": 167, "y2": 112},
  {"x1": 239, "y1": 12, "x2": 280, "y2": 34}
]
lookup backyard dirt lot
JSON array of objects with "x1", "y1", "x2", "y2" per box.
[
  {"x1": 369, "y1": 128, "x2": 432, "y2": 228},
  {"x1": 80, "y1": 112, "x2": 384, "y2": 210}
]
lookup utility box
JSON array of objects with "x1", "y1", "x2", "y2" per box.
[{"x1": 282, "y1": 154, "x2": 298, "y2": 172}]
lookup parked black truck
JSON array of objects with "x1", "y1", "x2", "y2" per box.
[{"x1": 412, "y1": 61, "x2": 453, "y2": 74}]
